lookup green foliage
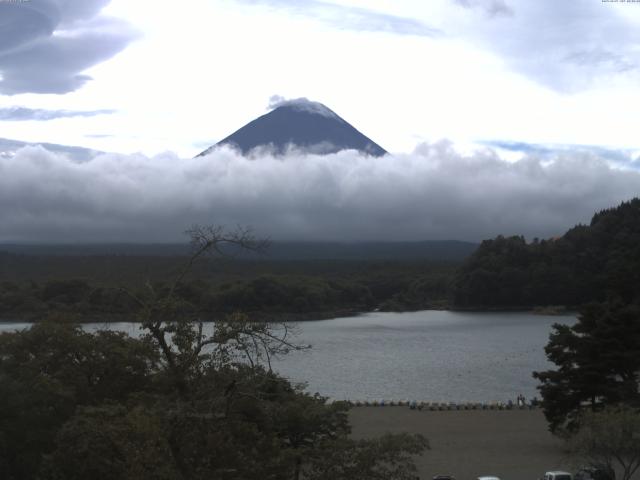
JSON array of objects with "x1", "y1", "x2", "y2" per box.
[
  {"x1": 379, "y1": 273, "x2": 451, "y2": 311},
  {"x1": 41, "y1": 404, "x2": 179, "y2": 480},
  {"x1": 0, "y1": 317, "x2": 427, "y2": 480},
  {"x1": 0, "y1": 322, "x2": 159, "y2": 480},
  {"x1": 0, "y1": 226, "x2": 429, "y2": 479},
  {"x1": 454, "y1": 198, "x2": 640, "y2": 308},
  {"x1": 40, "y1": 279, "x2": 91, "y2": 304},
  {"x1": 0, "y1": 260, "x2": 460, "y2": 320},
  {"x1": 210, "y1": 275, "x2": 374, "y2": 313},
  {"x1": 533, "y1": 301, "x2": 640, "y2": 433}
]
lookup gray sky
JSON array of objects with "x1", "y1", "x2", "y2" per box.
[
  {"x1": 1, "y1": 0, "x2": 640, "y2": 242},
  {"x1": 0, "y1": 0, "x2": 137, "y2": 95}
]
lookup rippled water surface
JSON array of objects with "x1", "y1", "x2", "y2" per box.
[{"x1": 1, "y1": 311, "x2": 573, "y2": 402}]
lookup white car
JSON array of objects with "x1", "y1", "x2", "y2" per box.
[
  {"x1": 478, "y1": 476, "x2": 501, "y2": 480},
  {"x1": 543, "y1": 471, "x2": 573, "y2": 480}
]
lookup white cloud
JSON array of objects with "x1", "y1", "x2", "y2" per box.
[
  {"x1": 267, "y1": 96, "x2": 340, "y2": 119},
  {"x1": 1, "y1": 142, "x2": 639, "y2": 243}
]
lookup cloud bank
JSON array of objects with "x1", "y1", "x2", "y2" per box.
[
  {"x1": 0, "y1": 106, "x2": 116, "y2": 121},
  {"x1": 2, "y1": 142, "x2": 640, "y2": 243},
  {"x1": 0, "y1": 0, "x2": 137, "y2": 94}
]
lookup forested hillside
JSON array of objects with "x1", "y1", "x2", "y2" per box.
[
  {"x1": 453, "y1": 198, "x2": 640, "y2": 308},
  {"x1": 0, "y1": 255, "x2": 456, "y2": 321}
]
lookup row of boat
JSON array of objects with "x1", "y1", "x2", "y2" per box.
[{"x1": 344, "y1": 400, "x2": 539, "y2": 410}]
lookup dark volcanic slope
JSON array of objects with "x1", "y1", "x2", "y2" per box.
[{"x1": 197, "y1": 99, "x2": 387, "y2": 157}]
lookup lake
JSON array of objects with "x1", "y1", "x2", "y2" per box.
[{"x1": 0, "y1": 310, "x2": 573, "y2": 403}]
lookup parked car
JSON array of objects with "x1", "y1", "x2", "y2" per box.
[
  {"x1": 575, "y1": 466, "x2": 615, "y2": 480},
  {"x1": 543, "y1": 471, "x2": 573, "y2": 480},
  {"x1": 432, "y1": 475, "x2": 456, "y2": 480},
  {"x1": 477, "y1": 476, "x2": 501, "y2": 480}
]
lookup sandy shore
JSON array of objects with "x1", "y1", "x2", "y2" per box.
[{"x1": 350, "y1": 407, "x2": 572, "y2": 480}]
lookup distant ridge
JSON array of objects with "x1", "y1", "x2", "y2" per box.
[
  {"x1": 0, "y1": 240, "x2": 477, "y2": 261},
  {"x1": 197, "y1": 98, "x2": 387, "y2": 157}
]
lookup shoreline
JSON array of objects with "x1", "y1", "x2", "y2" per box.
[
  {"x1": 0, "y1": 305, "x2": 577, "y2": 324},
  {"x1": 0, "y1": 308, "x2": 364, "y2": 324},
  {"x1": 343, "y1": 401, "x2": 541, "y2": 411}
]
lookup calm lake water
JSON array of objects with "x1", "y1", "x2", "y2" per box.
[{"x1": 0, "y1": 311, "x2": 573, "y2": 403}]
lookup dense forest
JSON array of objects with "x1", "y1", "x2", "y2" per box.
[
  {"x1": 0, "y1": 225, "x2": 427, "y2": 479},
  {"x1": 453, "y1": 198, "x2": 640, "y2": 308},
  {"x1": 0, "y1": 254, "x2": 456, "y2": 321},
  {"x1": 0, "y1": 240, "x2": 477, "y2": 262}
]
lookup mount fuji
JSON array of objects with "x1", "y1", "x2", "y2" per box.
[{"x1": 197, "y1": 98, "x2": 387, "y2": 157}]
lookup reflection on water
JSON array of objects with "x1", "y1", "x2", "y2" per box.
[{"x1": 0, "y1": 310, "x2": 573, "y2": 402}]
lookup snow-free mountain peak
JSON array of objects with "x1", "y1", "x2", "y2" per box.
[{"x1": 196, "y1": 98, "x2": 387, "y2": 157}]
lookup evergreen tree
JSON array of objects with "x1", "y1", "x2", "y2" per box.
[
  {"x1": 533, "y1": 300, "x2": 640, "y2": 433},
  {"x1": 454, "y1": 198, "x2": 640, "y2": 308}
]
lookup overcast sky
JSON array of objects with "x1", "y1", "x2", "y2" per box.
[{"x1": 1, "y1": 0, "x2": 640, "y2": 242}]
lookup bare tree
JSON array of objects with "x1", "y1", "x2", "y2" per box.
[
  {"x1": 120, "y1": 224, "x2": 305, "y2": 396},
  {"x1": 568, "y1": 406, "x2": 640, "y2": 480}
]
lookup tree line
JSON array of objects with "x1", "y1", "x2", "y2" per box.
[
  {"x1": 453, "y1": 198, "x2": 640, "y2": 308},
  {"x1": 0, "y1": 226, "x2": 427, "y2": 480},
  {"x1": 0, "y1": 261, "x2": 456, "y2": 320}
]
